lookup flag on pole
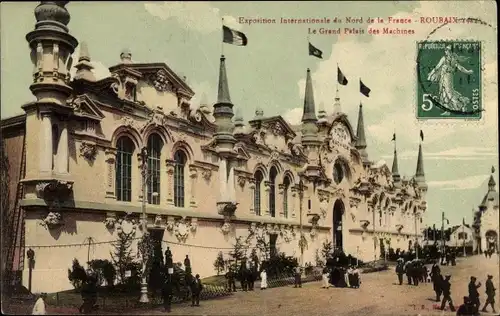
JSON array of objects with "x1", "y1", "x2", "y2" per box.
[
  {"x1": 222, "y1": 25, "x2": 248, "y2": 46},
  {"x1": 391, "y1": 133, "x2": 396, "y2": 142},
  {"x1": 360, "y1": 80, "x2": 371, "y2": 97},
  {"x1": 420, "y1": 130, "x2": 424, "y2": 142},
  {"x1": 337, "y1": 67, "x2": 348, "y2": 85},
  {"x1": 308, "y1": 42, "x2": 323, "y2": 59}
]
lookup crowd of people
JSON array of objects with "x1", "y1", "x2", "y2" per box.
[{"x1": 394, "y1": 256, "x2": 497, "y2": 315}]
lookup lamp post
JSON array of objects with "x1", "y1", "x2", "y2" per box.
[
  {"x1": 139, "y1": 147, "x2": 149, "y2": 303},
  {"x1": 298, "y1": 179, "x2": 305, "y2": 269},
  {"x1": 414, "y1": 210, "x2": 419, "y2": 260}
]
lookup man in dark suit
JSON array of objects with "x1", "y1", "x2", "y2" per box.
[
  {"x1": 190, "y1": 274, "x2": 203, "y2": 307},
  {"x1": 481, "y1": 275, "x2": 496, "y2": 313},
  {"x1": 440, "y1": 275, "x2": 456, "y2": 312},
  {"x1": 468, "y1": 276, "x2": 481, "y2": 313}
]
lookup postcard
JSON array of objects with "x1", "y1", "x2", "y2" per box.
[{"x1": 1, "y1": 1, "x2": 498, "y2": 315}]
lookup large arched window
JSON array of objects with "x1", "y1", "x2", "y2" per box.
[
  {"x1": 147, "y1": 134, "x2": 163, "y2": 205},
  {"x1": 283, "y1": 176, "x2": 291, "y2": 218},
  {"x1": 174, "y1": 150, "x2": 187, "y2": 207},
  {"x1": 269, "y1": 167, "x2": 278, "y2": 217},
  {"x1": 116, "y1": 136, "x2": 135, "y2": 202},
  {"x1": 254, "y1": 170, "x2": 264, "y2": 216}
]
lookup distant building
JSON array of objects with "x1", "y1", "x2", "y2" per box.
[
  {"x1": 1, "y1": 2, "x2": 427, "y2": 293},
  {"x1": 472, "y1": 168, "x2": 499, "y2": 253},
  {"x1": 448, "y1": 224, "x2": 475, "y2": 249}
]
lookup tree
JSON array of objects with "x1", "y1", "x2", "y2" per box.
[
  {"x1": 229, "y1": 236, "x2": 247, "y2": 269},
  {"x1": 110, "y1": 231, "x2": 136, "y2": 284},
  {"x1": 213, "y1": 251, "x2": 225, "y2": 275},
  {"x1": 67, "y1": 258, "x2": 88, "y2": 289}
]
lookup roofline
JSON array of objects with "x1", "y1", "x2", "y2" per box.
[{"x1": 1, "y1": 113, "x2": 26, "y2": 129}]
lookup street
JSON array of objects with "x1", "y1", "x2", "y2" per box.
[{"x1": 133, "y1": 255, "x2": 498, "y2": 316}]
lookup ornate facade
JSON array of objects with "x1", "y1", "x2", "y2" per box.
[
  {"x1": 2, "y1": 2, "x2": 427, "y2": 293},
  {"x1": 472, "y1": 168, "x2": 499, "y2": 253}
]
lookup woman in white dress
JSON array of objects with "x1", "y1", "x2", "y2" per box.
[
  {"x1": 32, "y1": 293, "x2": 47, "y2": 315},
  {"x1": 260, "y1": 269, "x2": 268, "y2": 290}
]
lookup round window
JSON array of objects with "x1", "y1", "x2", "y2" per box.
[{"x1": 333, "y1": 161, "x2": 344, "y2": 184}]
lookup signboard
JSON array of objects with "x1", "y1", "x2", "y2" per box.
[
  {"x1": 125, "y1": 270, "x2": 132, "y2": 278},
  {"x1": 330, "y1": 122, "x2": 351, "y2": 151},
  {"x1": 168, "y1": 268, "x2": 174, "y2": 275}
]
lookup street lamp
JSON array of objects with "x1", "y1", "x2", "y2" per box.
[
  {"x1": 139, "y1": 146, "x2": 149, "y2": 303},
  {"x1": 298, "y1": 179, "x2": 305, "y2": 269}
]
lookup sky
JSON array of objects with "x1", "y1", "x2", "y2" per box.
[{"x1": 1, "y1": 1, "x2": 498, "y2": 228}]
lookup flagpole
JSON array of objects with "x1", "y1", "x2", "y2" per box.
[
  {"x1": 221, "y1": 18, "x2": 224, "y2": 55},
  {"x1": 462, "y1": 217, "x2": 466, "y2": 257}
]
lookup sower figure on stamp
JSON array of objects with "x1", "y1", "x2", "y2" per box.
[
  {"x1": 468, "y1": 276, "x2": 481, "y2": 313},
  {"x1": 440, "y1": 275, "x2": 455, "y2": 312},
  {"x1": 481, "y1": 275, "x2": 496, "y2": 313},
  {"x1": 427, "y1": 45, "x2": 474, "y2": 112}
]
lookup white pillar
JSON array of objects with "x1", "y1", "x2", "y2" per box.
[
  {"x1": 40, "y1": 113, "x2": 53, "y2": 173},
  {"x1": 228, "y1": 161, "x2": 235, "y2": 201},
  {"x1": 56, "y1": 123, "x2": 68, "y2": 174},
  {"x1": 219, "y1": 158, "x2": 227, "y2": 201}
]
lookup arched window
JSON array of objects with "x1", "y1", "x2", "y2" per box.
[
  {"x1": 254, "y1": 170, "x2": 263, "y2": 216},
  {"x1": 283, "y1": 176, "x2": 291, "y2": 218},
  {"x1": 174, "y1": 150, "x2": 187, "y2": 207},
  {"x1": 52, "y1": 124, "x2": 59, "y2": 170},
  {"x1": 269, "y1": 167, "x2": 278, "y2": 217},
  {"x1": 116, "y1": 136, "x2": 135, "y2": 202},
  {"x1": 147, "y1": 134, "x2": 163, "y2": 205},
  {"x1": 333, "y1": 161, "x2": 344, "y2": 184}
]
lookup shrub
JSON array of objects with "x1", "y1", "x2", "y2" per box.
[
  {"x1": 304, "y1": 262, "x2": 314, "y2": 276},
  {"x1": 213, "y1": 252, "x2": 225, "y2": 275},
  {"x1": 110, "y1": 230, "x2": 135, "y2": 284},
  {"x1": 89, "y1": 259, "x2": 116, "y2": 287},
  {"x1": 67, "y1": 258, "x2": 87, "y2": 289},
  {"x1": 263, "y1": 252, "x2": 298, "y2": 278}
]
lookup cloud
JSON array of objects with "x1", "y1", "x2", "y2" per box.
[
  {"x1": 382, "y1": 146, "x2": 498, "y2": 161},
  {"x1": 144, "y1": 2, "x2": 241, "y2": 33},
  {"x1": 428, "y1": 174, "x2": 497, "y2": 191},
  {"x1": 69, "y1": 47, "x2": 110, "y2": 81},
  {"x1": 283, "y1": 107, "x2": 303, "y2": 125}
]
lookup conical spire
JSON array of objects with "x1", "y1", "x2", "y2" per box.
[
  {"x1": 355, "y1": 103, "x2": 368, "y2": 162},
  {"x1": 213, "y1": 55, "x2": 235, "y2": 146},
  {"x1": 74, "y1": 41, "x2": 95, "y2": 81},
  {"x1": 199, "y1": 92, "x2": 211, "y2": 114},
  {"x1": 488, "y1": 166, "x2": 496, "y2": 191},
  {"x1": 392, "y1": 148, "x2": 401, "y2": 183},
  {"x1": 234, "y1": 108, "x2": 244, "y2": 127},
  {"x1": 415, "y1": 144, "x2": 425, "y2": 177},
  {"x1": 301, "y1": 68, "x2": 317, "y2": 123},
  {"x1": 414, "y1": 143, "x2": 426, "y2": 189},
  {"x1": 216, "y1": 55, "x2": 231, "y2": 106},
  {"x1": 333, "y1": 86, "x2": 341, "y2": 113}
]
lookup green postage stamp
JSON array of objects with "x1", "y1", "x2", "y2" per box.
[{"x1": 416, "y1": 41, "x2": 482, "y2": 119}]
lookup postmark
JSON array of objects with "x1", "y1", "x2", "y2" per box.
[{"x1": 416, "y1": 40, "x2": 482, "y2": 119}]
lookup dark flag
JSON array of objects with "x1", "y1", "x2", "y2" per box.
[
  {"x1": 223, "y1": 25, "x2": 248, "y2": 46},
  {"x1": 391, "y1": 133, "x2": 396, "y2": 142},
  {"x1": 420, "y1": 130, "x2": 424, "y2": 142},
  {"x1": 492, "y1": 166, "x2": 495, "y2": 173},
  {"x1": 360, "y1": 80, "x2": 371, "y2": 97},
  {"x1": 308, "y1": 42, "x2": 323, "y2": 59},
  {"x1": 337, "y1": 67, "x2": 348, "y2": 85}
]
